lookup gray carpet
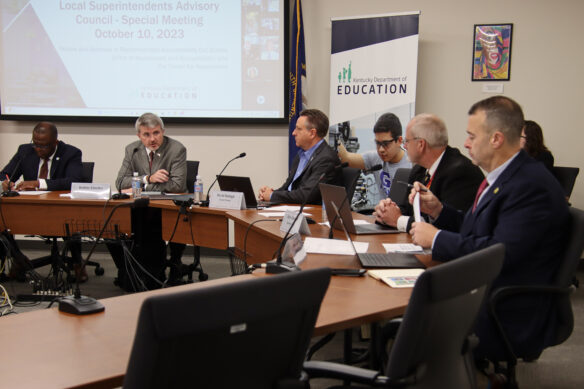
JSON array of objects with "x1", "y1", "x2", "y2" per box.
[{"x1": 1, "y1": 241, "x2": 583, "y2": 388}]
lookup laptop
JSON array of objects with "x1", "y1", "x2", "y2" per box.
[
  {"x1": 217, "y1": 175, "x2": 277, "y2": 209},
  {"x1": 330, "y1": 202, "x2": 425, "y2": 269},
  {"x1": 320, "y1": 183, "x2": 399, "y2": 235}
]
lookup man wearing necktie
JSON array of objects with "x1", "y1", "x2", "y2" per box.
[
  {"x1": 374, "y1": 113, "x2": 484, "y2": 232},
  {"x1": 1, "y1": 122, "x2": 83, "y2": 192},
  {"x1": 408, "y1": 96, "x2": 569, "y2": 360},
  {"x1": 113, "y1": 113, "x2": 187, "y2": 286},
  {"x1": 115, "y1": 112, "x2": 186, "y2": 193}
]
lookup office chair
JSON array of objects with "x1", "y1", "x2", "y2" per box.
[
  {"x1": 552, "y1": 166, "x2": 579, "y2": 200},
  {"x1": 123, "y1": 268, "x2": 331, "y2": 389},
  {"x1": 484, "y1": 207, "x2": 584, "y2": 389},
  {"x1": 303, "y1": 244, "x2": 505, "y2": 389},
  {"x1": 29, "y1": 162, "x2": 104, "y2": 280},
  {"x1": 342, "y1": 166, "x2": 361, "y2": 203}
]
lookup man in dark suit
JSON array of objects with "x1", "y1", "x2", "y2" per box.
[
  {"x1": 374, "y1": 113, "x2": 483, "y2": 231},
  {"x1": 1, "y1": 122, "x2": 85, "y2": 280},
  {"x1": 409, "y1": 96, "x2": 569, "y2": 359},
  {"x1": 258, "y1": 109, "x2": 342, "y2": 204},
  {"x1": 1, "y1": 122, "x2": 82, "y2": 192}
]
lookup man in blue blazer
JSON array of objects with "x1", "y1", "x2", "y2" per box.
[
  {"x1": 1, "y1": 122, "x2": 82, "y2": 192},
  {"x1": 258, "y1": 109, "x2": 342, "y2": 204},
  {"x1": 409, "y1": 96, "x2": 569, "y2": 359}
]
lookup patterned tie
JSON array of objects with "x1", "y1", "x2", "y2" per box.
[
  {"x1": 39, "y1": 158, "x2": 49, "y2": 179},
  {"x1": 423, "y1": 171, "x2": 431, "y2": 185},
  {"x1": 149, "y1": 151, "x2": 154, "y2": 172},
  {"x1": 472, "y1": 178, "x2": 489, "y2": 213}
]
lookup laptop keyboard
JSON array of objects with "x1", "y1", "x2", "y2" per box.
[{"x1": 358, "y1": 253, "x2": 392, "y2": 266}]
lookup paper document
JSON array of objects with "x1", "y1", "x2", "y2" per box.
[
  {"x1": 368, "y1": 268, "x2": 425, "y2": 288},
  {"x1": 268, "y1": 205, "x2": 313, "y2": 212},
  {"x1": 18, "y1": 191, "x2": 50, "y2": 195},
  {"x1": 258, "y1": 212, "x2": 310, "y2": 218},
  {"x1": 303, "y1": 237, "x2": 368, "y2": 255},
  {"x1": 413, "y1": 192, "x2": 421, "y2": 222},
  {"x1": 382, "y1": 243, "x2": 424, "y2": 253}
]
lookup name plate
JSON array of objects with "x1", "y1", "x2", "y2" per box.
[
  {"x1": 209, "y1": 190, "x2": 246, "y2": 210},
  {"x1": 280, "y1": 210, "x2": 311, "y2": 236},
  {"x1": 70, "y1": 183, "x2": 111, "y2": 200}
]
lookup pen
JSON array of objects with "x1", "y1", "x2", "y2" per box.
[
  {"x1": 5, "y1": 174, "x2": 9, "y2": 181},
  {"x1": 396, "y1": 181, "x2": 428, "y2": 192}
]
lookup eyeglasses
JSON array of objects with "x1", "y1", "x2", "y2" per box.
[
  {"x1": 30, "y1": 141, "x2": 52, "y2": 150},
  {"x1": 375, "y1": 139, "x2": 397, "y2": 149},
  {"x1": 520, "y1": 135, "x2": 527, "y2": 139},
  {"x1": 403, "y1": 137, "x2": 422, "y2": 145}
]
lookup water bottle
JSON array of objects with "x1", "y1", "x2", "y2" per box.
[
  {"x1": 322, "y1": 200, "x2": 328, "y2": 222},
  {"x1": 194, "y1": 175, "x2": 203, "y2": 203},
  {"x1": 131, "y1": 172, "x2": 141, "y2": 199}
]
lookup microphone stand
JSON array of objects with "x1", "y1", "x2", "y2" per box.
[
  {"x1": 112, "y1": 148, "x2": 138, "y2": 200},
  {"x1": 58, "y1": 198, "x2": 150, "y2": 315},
  {"x1": 266, "y1": 163, "x2": 346, "y2": 274},
  {"x1": 199, "y1": 152, "x2": 246, "y2": 207},
  {"x1": 327, "y1": 164, "x2": 381, "y2": 239}
]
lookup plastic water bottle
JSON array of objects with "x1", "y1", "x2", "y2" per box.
[
  {"x1": 194, "y1": 175, "x2": 203, "y2": 203},
  {"x1": 131, "y1": 172, "x2": 141, "y2": 198},
  {"x1": 322, "y1": 200, "x2": 328, "y2": 222}
]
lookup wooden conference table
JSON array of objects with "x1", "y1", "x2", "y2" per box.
[{"x1": 0, "y1": 193, "x2": 434, "y2": 388}]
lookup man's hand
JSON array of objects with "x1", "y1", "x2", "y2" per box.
[
  {"x1": 408, "y1": 181, "x2": 443, "y2": 219},
  {"x1": 15, "y1": 180, "x2": 40, "y2": 191},
  {"x1": 409, "y1": 221, "x2": 439, "y2": 248},
  {"x1": 374, "y1": 198, "x2": 402, "y2": 227},
  {"x1": 258, "y1": 186, "x2": 273, "y2": 201},
  {"x1": 148, "y1": 169, "x2": 169, "y2": 183},
  {"x1": 2, "y1": 180, "x2": 14, "y2": 192}
]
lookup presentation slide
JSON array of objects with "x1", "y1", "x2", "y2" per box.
[{"x1": 0, "y1": 0, "x2": 286, "y2": 121}]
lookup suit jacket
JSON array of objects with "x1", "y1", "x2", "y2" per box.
[
  {"x1": 0, "y1": 141, "x2": 83, "y2": 191},
  {"x1": 433, "y1": 149, "x2": 569, "y2": 359},
  {"x1": 116, "y1": 136, "x2": 186, "y2": 193},
  {"x1": 404, "y1": 146, "x2": 484, "y2": 230},
  {"x1": 271, "y1": 141, "x2": 342, "y2": 204}
]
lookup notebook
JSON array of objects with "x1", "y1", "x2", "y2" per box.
[
  {"x1": 320, "y1": 183, "x2": 399, "y2": 235},
  {"x1": 217, "y1": 175, "x2": 277, "y2": 209},
  {"x1": 330, "y1": 202, "x2": 425, "y2": 269}
]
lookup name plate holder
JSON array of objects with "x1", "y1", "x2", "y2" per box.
[
  {"x1": 70, "y1": 183, "x2": 111, "y2": 200},
  {"x1": 281, "y1": 233, "x2": 307, "y2": 265},
  {"x1": 280, "y1": 210, "x2": 311, "y2": 236},
  {"x1": 209, "y1": 191, "x2": 246, "y2": 210}
]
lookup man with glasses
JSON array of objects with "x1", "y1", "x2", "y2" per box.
[
  {"x1": 374, "y1": 113, "x2": 483, "y2": 231},
  {"x1": 258, "y1": 108, "x2": 342, "y2": 204},
  {"x1": 337, "y1": 112, "x2": 411, "y2": 206},
  {"x1": 1, "y1": 122, "x2": 83, "y2": 192}
]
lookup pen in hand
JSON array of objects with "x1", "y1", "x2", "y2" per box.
[{"x1": 396, "y1": 181, "x2": 428, "y2": 192}]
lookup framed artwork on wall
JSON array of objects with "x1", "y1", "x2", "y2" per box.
[{"x1": 472, "y1": 23, "x2": 513, "y2": 81}]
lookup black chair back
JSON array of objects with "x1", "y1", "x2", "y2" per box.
[
  {"x1": 342, "y1": 166, "x2": 361, "y2": 201},
  {"x1": 123, "y1": 268, "x2": 331, "y2": 389},
  {"x1": 388, "y1": 168, "x2": 411, "y2": 208},
  {"x1": 552, "y1": 166, "x2": 579, "y2": 199},
  {"x1": 185, "y1": 160, "x2": 200, "y2": 193},
  {"x1": 81, "y1": 162, "x2": 94, "y2": 183},
  {"x1": 385, "y1": 244, "x2": 505, "y2": 388}
]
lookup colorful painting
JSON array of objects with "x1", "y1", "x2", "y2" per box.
[{"x1": 472, "y1": 24, "x2": 513, "y2": 81}]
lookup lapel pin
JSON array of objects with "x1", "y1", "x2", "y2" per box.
[
  {"x1": 56, "y1": 157, "x2": 60, "y2": 161},
  {"x1": 494, "y1": 187, "x2": 499, "y2": 194}
]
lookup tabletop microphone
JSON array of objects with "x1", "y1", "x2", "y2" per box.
[
  {"x1": 266, "y1": 162, "x2": 346, "y2": 274},
  {"x1": 1, "y1": 156, "x2": 22, "y2": 197},
  {"x1": 327, "y1": 164, "x2": 381, "y2": 239},
  {"x1": 112, "y1": 147, "x2": 138, "y2": 200},
  {"x1": 58, "y1": 197, "x2": 150, "y2": 315},
  {"x1": 200, "y1": 152, "x2": 246, "y2": 207}
]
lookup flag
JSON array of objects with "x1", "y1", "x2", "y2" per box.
[{"x1": 288, "y1": 0, "x2": 306, "y2": 168}]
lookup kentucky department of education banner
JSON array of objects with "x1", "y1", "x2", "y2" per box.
[
  {"x1": 328, "y1": 11, "x2": 420, "y2": 210},
  {"x1": 329, "y1": 11, "x2": 419, "y2": 125}
]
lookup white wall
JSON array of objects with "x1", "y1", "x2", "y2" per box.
[{"x1": 1, "y1": 0, "x2": 583, "y2": 208}]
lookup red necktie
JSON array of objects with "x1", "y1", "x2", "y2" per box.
[
  {"x1": 39, "y1": 158, "x2": 49, "y2": 179},
  {"x1": 149, "y1": 151, "x2": 154, "y2": 172},
  {"x1": 472, "y1": 178, "x2": 489, "y2": 212}
]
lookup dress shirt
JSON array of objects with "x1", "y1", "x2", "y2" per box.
[{"x1": 37, "y1": 146, "x2": 58, "y2": 190}]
